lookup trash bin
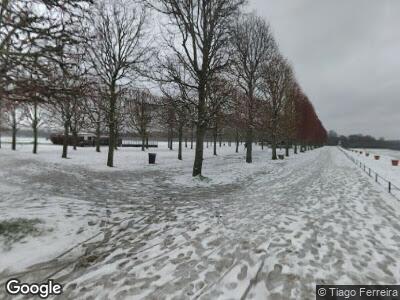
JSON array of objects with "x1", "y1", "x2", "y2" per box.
[{"x1": 148, "y1": 153, "x2": 156, "y2": 164}]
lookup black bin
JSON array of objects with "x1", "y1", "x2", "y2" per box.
[{"x1": 148, "y1": 153, "x2": 156, "y2": 164}]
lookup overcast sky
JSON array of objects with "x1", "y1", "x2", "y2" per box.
[{"x1": 248, "y1": 0, "x2": 400, "y2": 139}]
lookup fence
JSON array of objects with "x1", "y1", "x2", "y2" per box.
[{"x1": 339, "y1": 147, "x2": 400, "y2": 200}]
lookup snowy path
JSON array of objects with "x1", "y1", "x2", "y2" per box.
[{"x1": 1, "y1": 146, "x2": 400, "y2": 299}]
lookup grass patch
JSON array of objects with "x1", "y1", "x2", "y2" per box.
[{"x1": 0, "y1": 218, "x2": 44, "y2": 250}]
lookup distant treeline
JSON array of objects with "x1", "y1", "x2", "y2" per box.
[{"x1": 327, "y1": 131, "x2": 400, "y2": 150}]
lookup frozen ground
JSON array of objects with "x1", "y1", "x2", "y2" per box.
[
  {"x1": 358, "y1": 148, "x2": 400, "y2": 161},
  {"x1": 0, "y1": 136, "x2": 52, "y2": 144},
  {"x1": 1, "y1": 144, "x2": 400, "y2": 299},
  {"x1": 348, "y1": 148, "x2": 400, "y2": 189}
]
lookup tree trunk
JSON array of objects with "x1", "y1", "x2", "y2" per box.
[
  {"x1": 193, "y1": 124, "x2": 206, "y2": 177},
  {"x1": 190, "y1": 125, "x2": 194, "y2": 149},
  {"x1": 213, "y1": 125, "x2": 217, "y2": 156},
  {"x1": 245, "y1": 89, "x2": 255, "y2": 163},
  {"x1": 294, "y1": 144, "x2": 298, "y2": 154},
  {"x1": 141, "y1": 133, "x2": 145, "y2": 151},
  {"x1": 245, "y1": 127, "x2": 252, "y2": 163},
  {"x1": 95, "y1": 120, "x2": 101, "y2": 153},
  {"x1": 235, "y1": 129, "x2": 239, "y2": 153},
  {"x1": 114, "y1": 128, "x2": 119, "y2": 150},
  {"x1": 168, "y1": 127, "x2": 173, "y2": 150},
  {"x1": 178, "y1": 125, "x2": 183, "y2": 160},
  {"x1": 185, "y1": 136, "x2": 188, "y2": 148},
  {"x1": 72, "y1": 130, "x2": 78, "y2": 150},
  {"x1": 0, "y1": 101, "x2": 2, "y2": 149},
  {"x1": 192, "y1": 85, "x2": 207, "y2": 177},
  {"x1": 33, "y1": 123, "x2": 38, "y2": 154},
  {"x1": 107, "y1": 89, "x2": 116, "y2": 167},
  {"x1": 271, "y1": 133, "x2": 277, "y2": 160},
  {"x1": 271, "y1": 111, "x2": 278, "y2": 160},
  {"x1": 11, "y1": 108, "x2": 16, "y2": 151},
  {"x1": 62, "y1": 120, "x2": 69, "y2": 159},
  {"x1": 146, "y1": 136, "x2": 149, "y2": 149},
  {"x1": 32, "y1": 101, "x2": 38, "y2": 154},
  {"x1": 261, "y1": 140, "x2": 264, "y2": 150},
  {"x1": 169, "y1": 128, "x2": 173, "y2": 150},
  {"x1": 285, "y1": 140, "x2": 290, "y2": 157}
]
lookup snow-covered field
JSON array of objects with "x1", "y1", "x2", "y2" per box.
[
  {"x1": 352, "y1": 148, "x2": 400, "y2": 161},
  {"x1": 1, "y1": 144, "x2": 400, "y2": 299},
  {"x1": 347, "y1": 148, "x2": 400, "y2": 191},
  {"x1": 0, "y1": 136, "x2": 52, "y2": 144}
]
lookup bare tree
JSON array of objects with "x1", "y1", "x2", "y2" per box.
[
  {"x1": 82, "y1": 83, "x2": 107, "y2": 152},
  {"x1": 207, "y1": 78, "x2": 232, "y2": 156},
  {"x1": 230, "y1": 13, "x2": 276, "y2": 163},
  {"x1": 124, "y1": 89, "x2": 155, "y2": 151},
  {"x1": 260, "y1": 54, "x2": 294, "y2": 160},
  {"x1": 227, "y1": 89, "x2": 246, "y2": 153},
  {"x1": 160, "y1": 82, "x2": 193, "y2": 160},
  {"x1": 148, "y1": 0, "x2": 244, "y2": 176},
  {"x1": 86, "y1": 0, "x2": 149, "y2": 167},
  {"x1": 46, "y1": 46, "x2": 88, "y2": 159},
  {"x1": 70, "y1": 100, "x2": 87, "y2": 150},
  {"x1": 0, "y1": 0, "x2": 51, "y2": 99},
  {"x1": 3, "y1": 101, "x2": 25, "y2": 150},
  {"x1": 1, "y1": 0, "x2": 91, "y2": 157},
  {"x1": 0, "y1": 99, "x2": 3, "y2": 148},
  {"x1": 0, "y1": 0, "x2": 92, "y2": 102},
  {"x1": 280, "y1": 81, "x2": 299, "y2": 157},
  {"x1": 22, "y1": 100, "x2": 45, "y2": 154}
]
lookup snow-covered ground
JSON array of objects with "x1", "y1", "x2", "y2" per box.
[
  {"x1": 371, "y1": 148, "x2": 400, "y2": 160},
  {"x1": 346, "y1": 148, "x2": 400, "y2": 193},
  {"x1": 1, "y1": 144, "x2": 400, "y2": 299},
  {"x1": 0, "y1": 136, "x2": 52, "y2": 144}
]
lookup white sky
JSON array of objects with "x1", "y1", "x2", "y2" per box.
[{"x1": 248, "y1": 0, "x2": 400, "y2": 139}]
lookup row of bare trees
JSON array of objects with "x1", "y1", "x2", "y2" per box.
[{"x1": 0, "y1": 0, "x2": 327, "y2": 177}]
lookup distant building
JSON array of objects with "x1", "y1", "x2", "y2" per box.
[{"x1": 50, "y1": 133, "x2": 122, "y2": 147}]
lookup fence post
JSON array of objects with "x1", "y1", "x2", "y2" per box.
[{"x1": 341, "y1": 148, "x2": 399, "y2": 200}]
